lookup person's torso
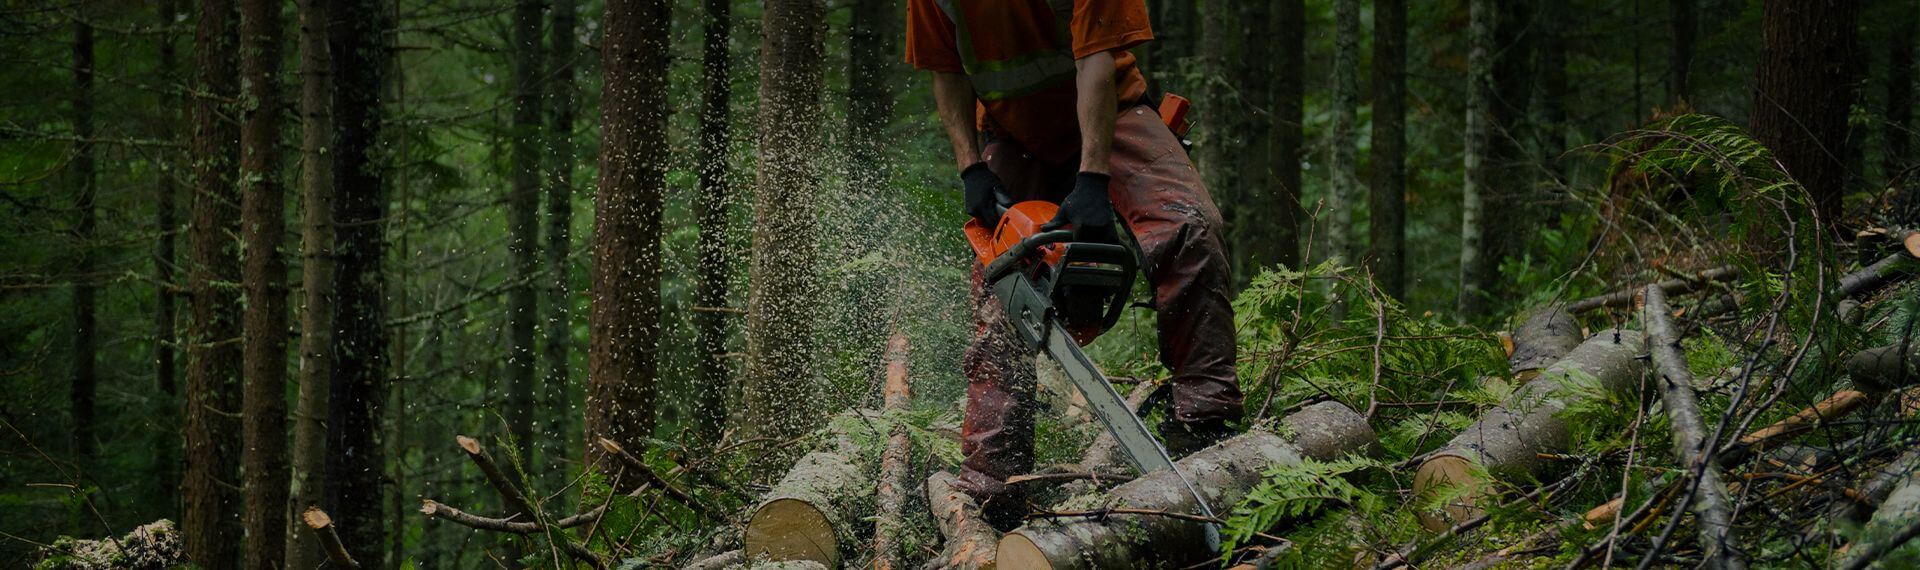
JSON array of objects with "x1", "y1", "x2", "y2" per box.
[{"x1": 935, "y1": 0, "x2": 1149, "y2": 164}]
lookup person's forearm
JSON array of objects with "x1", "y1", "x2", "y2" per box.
[
  {"x1": 933, "y1": 71, "x2": 983, "y2": 170},
  {"x1": 1074, "y1": 51, "x2": 1118, "y2": 174}
]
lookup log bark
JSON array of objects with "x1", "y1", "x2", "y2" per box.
[
  {"x1": 874, "y1": 333, "x2": 913, "y2": 570},
  {"x1": 1507, "y1": 304, "x2": 1583, "y2": 377},
  {"x1": 997, "y1": 401, "x2": 1377, "y2": 570},
  {"x1": 924, "y1": 471, "x2": 999, "y2": 570},
  {"x1": 1644, "y1": 286, "x2": 1746, "y2": 570},
  {"x1": 1414, "y1": 329, "x2": 1646, "y2": 530},
  {"x1": 1565, "y1": 266, "x2": 1739, "y2": 313}
]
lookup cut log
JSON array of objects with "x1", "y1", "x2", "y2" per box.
[
  {"x1": 874, "y1": 332, "x2": 914, "y2": 570},
  {"x1": 742, "y1": 414, "x2": 883, "y2": 567},
  {"x1": 996, "y1": 401, "x2": 1376, "y2": 570},
  {"x1": 924, "y1": 470, "x2": 1000, "y2": 570},
  {"x1": 1566, "y1": 266, "x2": 1739, "y2": 313},
  {"x1": 1644, "y1": 286, "x2": 1746, "y2": 570},
  {"x1": 1847, "y1": 343, "x2": 1920, "y2": 394},
  {"x1": 1414, "y1": 329, "x2": 1646, "y2": 530},
  {"x1": 1839, "y1": 252, "x2": 1920, "y2": 300},
  {"x1": 1507, "y1": 304, "x2": 1583, "y2": 377}
]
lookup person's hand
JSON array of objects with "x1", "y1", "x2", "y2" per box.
[
  {"x1": 961, "y1": 162, "x2": 1005, "y2": 228},
  {"x1": 1041, "y1": 172, "x2": 1118, "y2": 243}
]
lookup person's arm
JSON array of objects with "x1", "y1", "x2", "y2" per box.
[
  {"x1": 933, "y1": 71, "x2": 983, "y2": 171},
  {"x1": 1073, "y1": 51, "x2": 1118, "y2": 175}
]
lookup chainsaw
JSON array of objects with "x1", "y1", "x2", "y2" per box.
[{"x1": 959, "y1": 93, "x2": 1219, "y2": 550}]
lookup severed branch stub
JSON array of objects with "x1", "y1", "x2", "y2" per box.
[
  {"x1": 1643, "y1": 285, "x2": 1747, "y2": 570},
  {"x1": 596, "y1": 437, "x2": 728, "y2": 521},
  {"x1": 447, "y1": 435, "x2": 609, "y2": 569},
  {"x1": 303, "y1": 506, "x2": 361, "y2": 570}
]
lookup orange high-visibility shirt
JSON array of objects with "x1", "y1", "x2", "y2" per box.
[{"x1": 906, "y1": 0, "x2": 1153, "y2": 165}]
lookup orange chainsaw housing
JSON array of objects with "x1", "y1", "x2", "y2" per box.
[{"x1": 964, "y1": 201, "x2": 1066, "y2": 268}]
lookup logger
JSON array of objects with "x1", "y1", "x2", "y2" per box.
[{"x1": 962, "y1": 193, "x2": 1222, "y2": 551}]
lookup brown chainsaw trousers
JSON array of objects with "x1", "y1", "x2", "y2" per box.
[{"x1": 957, "y1": 104, "x2": 1244, "y2": 509}]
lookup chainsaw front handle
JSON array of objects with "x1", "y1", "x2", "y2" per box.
[{"x1": 983, "y1": 229, "x2": 1075, "y2": 282}]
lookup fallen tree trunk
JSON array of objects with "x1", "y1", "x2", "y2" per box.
[
  {"x1": 996, "y1": 401, "x2": 1376, "y2": 570},
  {"x1": 1057, "y1": 379, "x2": 1162, "y2": 497},
  {"x1": 1644, "y1": 285, "x2": 1746, "y2": 570},
  {"x1": 683, "y1": 550, "x2": 744, "y2": 570},
  {"x1": 743, "y1": 413, "x2": 883, "y2": 567},
  {"x1": 1414, "y1": 329, "x2": 1646, "y2": 530},
  {"x1": 1567, "y1": 266, "x2": 1739, "y2": 313},
  {"x1": 874, "y1": 332, "x2": 914, "y2": 570},
  {"x1": 924, "y1": 470, "x2": 1000, "y2": 570}
]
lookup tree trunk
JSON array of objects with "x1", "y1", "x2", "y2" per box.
[
  {"x1": 1749, "y1": 0, "x2": 1860, "y2": 230},
  {"x1": 1368, "y1": 0, "x2": 1407, "y2": 300},
  {"x1": 847, "y1": 0, "x2": 894, "y2": 194},
  {"x1": 1150, "y1": 0, "x2": 1195, "y2": 96},
  {"x1": 506, "y1": 0, "x2": 544, "y2": 467},
  {"x1": 545, "y1": 0, "x2": 580, "y2": 476},
  {"x1": 1414, "y1": 330, "x2": 1646, "y2": 530},
  {"x1": 1328, "y1": 0, "x2": 1360, "y2": 272},
  {"x1": 743, "y1": 0, "x2": 826, "y2": 459},
  {"x1": 588, "y1": 0, "x2": 669, "y2": 493},
  {"x1": 998, "y1": 402, "x2": 1377, "y2": 570},
  {"x1": 239, "y1": 0, "x2": 290, "y2": 565},
  {"x1": 325, "y1": 0, "x2": 390, "y2": 564},
  {"x1": 1459, "y1": 0, "x2": 1495, "y2": 317},
  {"x1": 68, "y1": 7, "x2": 97, "y2": 464},
  {"x1": 1262, "y1": 0, "x2": 1305, "y2": 273},
  {"x1": 154, "y1": 0, "x2": 183, "y2": 514},
  {"x1": 286, "y1": 1, "x2": 336, "y2": 567},
  {"x1": 1232, "y1": 0, "x2": 1273, "y2": 284},
  {"x1": 1668, "y1": 0, "x2": 1695, "y2": 104},
  {"x1": 1886, "y1": 1, "x2": 1914, "y2": 190},
  {"x1": 184, "y1": 0, "x2": 244, "y2": 566},
  {"x1": 1199, "y1": 2, "x2": 1239, "y2": 276},
  {"x1": 1644, "y1": 287, "x2": 1745, "y2": 570},
  {"x1": 691, "y1": 0, "x2": 734, "y2": 448}
]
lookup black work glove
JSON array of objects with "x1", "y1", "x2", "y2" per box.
[
  {"x1": 961, "y1": 162, "x2": 1005, "y2": 228},
  {"x1": 1041, "y1": 172, "x2": 1119, "y2": 244}
]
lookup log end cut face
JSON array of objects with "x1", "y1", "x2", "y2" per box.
[
  {"x1": 745, "y1": 498, "x2": 839, "y2": 568},
  {"x1": 1412, "y1": 454, "x2": 1486, "y2": 531},
  {"x1": 995, "y1": 532, "x2": 1055, "y2": 570}
]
